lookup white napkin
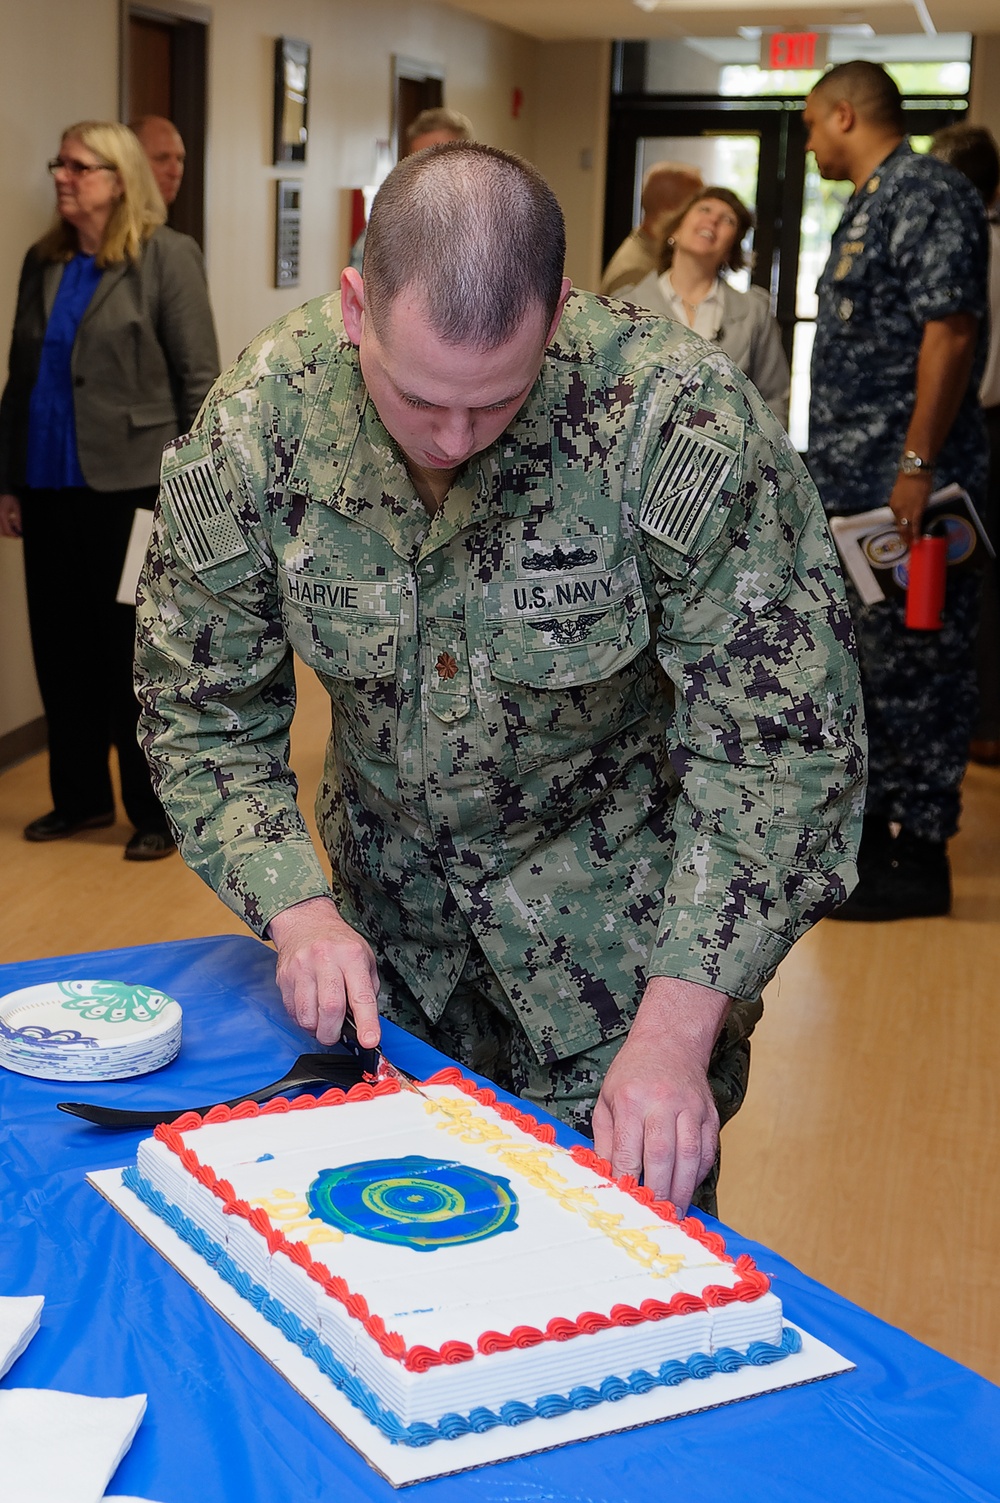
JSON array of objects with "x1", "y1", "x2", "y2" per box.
[
  {"x1": 0, "y1": 1389, "x2": 146, "y2": 1503},
  {"x1": 0, "y1": 1295, "x2": 43, "y2": 1378}
]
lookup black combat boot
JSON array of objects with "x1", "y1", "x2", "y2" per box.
[
  {"x1": 855, "y1": 814, "x2": 893, "y2": 882},
  {"x1": 829, "y1": 825, "x2": 951, "y2": 922}
]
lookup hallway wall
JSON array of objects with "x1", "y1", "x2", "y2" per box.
[
  {"x1": 969, "y1": 33, "x2": 1000, "y2": 143},
  {"x1": 202, "y1": 0, "x2": 536, "y2": 362}
]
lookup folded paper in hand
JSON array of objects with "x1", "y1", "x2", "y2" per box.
[
  {"x1": 829, "y1": 484, "x2": 994, "y2": 606},
  {"x1": 115, "y1": 508, "x2": 155, "y2": 606}
]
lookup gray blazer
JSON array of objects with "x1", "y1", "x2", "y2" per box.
[
  {"x1": 0, "y1": 225, "x2": 219, "y2": 493},
  {"x1": 621, "y1": 271, "x2": 790, "y2": 429}
]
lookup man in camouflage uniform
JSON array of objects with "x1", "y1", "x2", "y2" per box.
[
  {"x1": 805, "y1": 61, "x2": 988, "y2": 920},
  {"x1": 136, "y1": 145, "x2": 864, "y2": 1215}
]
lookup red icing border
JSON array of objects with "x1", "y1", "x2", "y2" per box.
[{"x1": 151, "y1": 1066, "x2": 769, "y2": 1369}]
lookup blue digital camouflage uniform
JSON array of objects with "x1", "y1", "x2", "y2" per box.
[
  {"x1": 808, "y1": 143, "x2": 988, "y2": 842},
  {"x1": 135, "y1": 289, "x2": 865, "y2": 1204}
]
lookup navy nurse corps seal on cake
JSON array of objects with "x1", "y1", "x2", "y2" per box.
[
  {"x1": 307, "y1": 1156, "x2": 520, "y2": 1251},
  {"x1": 0, "y1": 979, "x2": 182, "y2": 1081}
]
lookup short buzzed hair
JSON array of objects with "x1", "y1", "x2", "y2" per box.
[
  {"x1": 812, "y1": 61, "x2": 905, "y2": 133},
  {"x1": 406, "y1": 107, "x2": 473, "y2": 146},
  {"x1": 363, "y1": 143, "x2": 565, "y2": 350},
  {"x1": 931, "y1": 123, "x2": 1000, "y2": 206}
]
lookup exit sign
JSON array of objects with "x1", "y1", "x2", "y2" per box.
[{"x1": 762, "y1": 32, "x2": 829, "y2": 70}]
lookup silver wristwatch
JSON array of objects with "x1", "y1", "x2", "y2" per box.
[{"x1": 898, "y1": 449, "x2": 932, "y2": 477}]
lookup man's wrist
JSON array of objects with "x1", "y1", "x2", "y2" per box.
[
  {"x1": 635, "y1": 976, "x2": 730, "y2": 1066},
  {"x1": 266, "y1": 894, "x2": 340, "y2": 943}
]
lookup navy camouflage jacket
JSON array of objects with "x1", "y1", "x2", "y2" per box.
[{"x1": 808, "y1": 142, "x2": 988, "y2": 515}]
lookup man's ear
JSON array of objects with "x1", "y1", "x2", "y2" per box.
[
  {"x1": 545, "y1": 277, "x2": 573, "y2": 345},
  {"x1": 832, "y1": 98, "x2": 856, "y2": 135},
  {"x1": 341, "y1": 268, "x2": 365, "y2": 347}
]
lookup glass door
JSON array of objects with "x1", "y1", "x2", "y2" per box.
[
  {"x1": 604, "y1": 103, "x2": 790, "y2": 307},
  {"x1": 635, "y1": 132, "x2": 763, "y2": 293}
]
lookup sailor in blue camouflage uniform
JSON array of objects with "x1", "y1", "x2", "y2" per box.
[
  {"x1": 805, "y1": 61, "x2": 988, "y2": 920},
  {"x1": 136, "y1": 144, "x2": 865, "y2": 1216}
]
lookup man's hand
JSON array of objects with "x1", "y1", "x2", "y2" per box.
[
  {"x1": 592, "y1": 977, "x2": 729, "y2": 1214},
  {"x1": 0, "y1": 493, "x2": 22, "y2": 538},
  {"x1": 267, "y1": 896, "x2": 381, "y2": 1048},
  {"x1": 888, "y1": 470, "x2": 935, "y2": 539}
]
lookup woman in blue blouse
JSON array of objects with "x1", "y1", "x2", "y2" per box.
[{"x1": 0, "y1": 121, "x2": 219, "y2": 859}]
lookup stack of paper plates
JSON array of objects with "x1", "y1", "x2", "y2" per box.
[{"x1": 0, "y1": 979, "x2": 182, "y2": 1082}]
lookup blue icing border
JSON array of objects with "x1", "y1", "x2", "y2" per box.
[{"x1": 123, "y1": 1167, "x2": 802, "y2": 1449}]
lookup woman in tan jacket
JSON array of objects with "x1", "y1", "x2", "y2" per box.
[
  {"x1": 619, "y1": 185, "x2": 790, "y2": 429},
  {"x1": 0, "y1": 120, "x2": 218, "y2": 859}
]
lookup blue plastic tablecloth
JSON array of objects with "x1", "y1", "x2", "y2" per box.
[{"x1": 2, "y1": 934, "x2": 998, "y2": 1500}]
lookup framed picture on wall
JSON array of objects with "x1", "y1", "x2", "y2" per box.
[{"x1": 273, "y1": 37, "x2": 310, "y2": 164}]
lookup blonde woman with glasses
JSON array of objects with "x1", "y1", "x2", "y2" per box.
[{"x1": 0, "y1": 121, "x2": 219, "y2": 860}]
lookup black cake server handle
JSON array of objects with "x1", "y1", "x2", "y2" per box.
[
  {"x1": 56, "y1": 1050, "x2": 372, "y2": 1129},
  {"x1": 337, "y1": 1010, "x2": 382, "y2": 1076}
]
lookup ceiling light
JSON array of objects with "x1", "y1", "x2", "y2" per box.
[{"x1": 739, "y1": 20, "x2": 874, "y2": 37}]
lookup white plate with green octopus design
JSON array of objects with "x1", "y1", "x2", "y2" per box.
[{"x1": 0, "y1": 979, "x2": 182, "y2": 1081}]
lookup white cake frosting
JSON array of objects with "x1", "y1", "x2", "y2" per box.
[{"x1": 128, "y1": 1070, "x2": 794, "y2": 1444}]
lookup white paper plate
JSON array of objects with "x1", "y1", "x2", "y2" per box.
[{"x1": 0, "y1": 980, "x2": 182, "y2": 1082}]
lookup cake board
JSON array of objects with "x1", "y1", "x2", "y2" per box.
[{"x1": 91, "y1": 1167, "x2": 854, "y2": 1488}]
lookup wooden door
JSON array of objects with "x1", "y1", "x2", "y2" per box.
[{"x1": 126, "y1": 9, "x2": 207, "y2": 248}]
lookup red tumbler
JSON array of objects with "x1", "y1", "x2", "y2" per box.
[{"x1": 905, "y1": 531, "x2": 947, "y2": 630}]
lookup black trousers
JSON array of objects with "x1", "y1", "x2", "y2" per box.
[
  {"x1": 20, "y1": 486, "x2": 169, "y2": 833},
  {"x1": 846, "y1": 566, "x2": 980, "y2": 844}
]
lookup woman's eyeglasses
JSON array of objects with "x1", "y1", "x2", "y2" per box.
[{"x1": 47, "y1": 157, "x2": 115, "y2": 178}]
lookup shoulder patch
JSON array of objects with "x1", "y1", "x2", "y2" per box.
[
  {"x1": 162, "y1": 458, "x2": 249, "y2": 571},
  {"x1": 639, "y1": 425, "x2": 737, "y2": 553}
]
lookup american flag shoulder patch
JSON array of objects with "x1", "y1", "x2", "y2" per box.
[
  {"x1": 639, "y1": 425, "x2": 737, "y2": 553},
  {"x1": 162, "y1": 458, "x2": 249, "y2": 571}
]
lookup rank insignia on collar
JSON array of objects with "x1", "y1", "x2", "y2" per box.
[{"x1": 436, "y1": 652, "x2": 459, "y2": 679}]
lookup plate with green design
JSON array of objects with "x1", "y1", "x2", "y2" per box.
[{"x1": 0, "y1": 979, "x2": 182, "y2": 1081}]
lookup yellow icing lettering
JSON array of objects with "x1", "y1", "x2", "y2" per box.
[
  {"x1": 248, "y1": 1192, "x2": 344, "y2": 1245},
  {"x1": 424, "y1": 1100, "x2": 707, "y2": 1277},
  {"x1": 424, "y1": 1096, "x2": 509, "y2": 1144}
]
